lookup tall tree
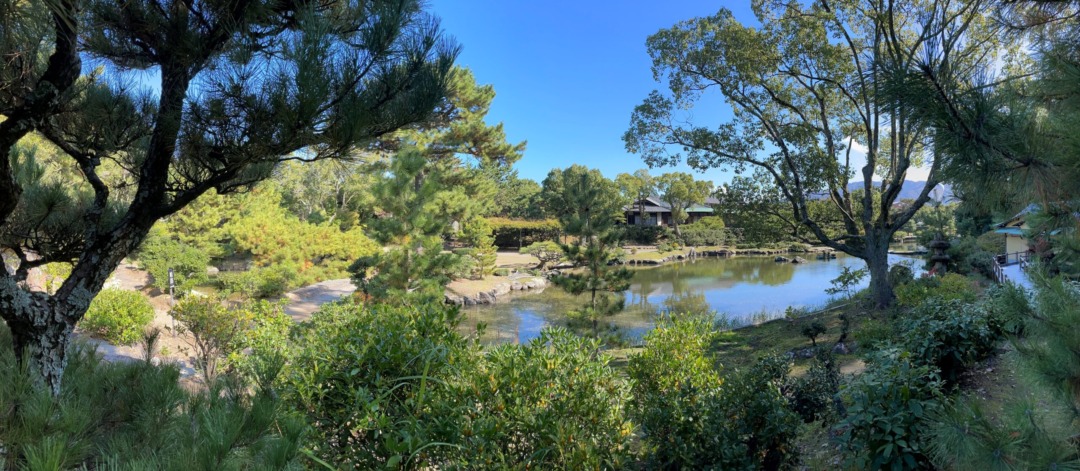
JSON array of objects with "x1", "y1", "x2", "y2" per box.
[
  {"x1": 542, "y1": 165, "x2": 631, "y2": 336},
  {"x1": 654, "y1": 172, "x2": 712, "y2": 237},
  {"x1": 616, "y1": 169, "x2": 655, "y2": 226},
  {"x1": 0, "y1": 0, "x2": 457, "y2": 393},
  {"x1": 349, "y1": 149, "x2": 464, "y2": 302},
  {"x1": 625, "y1": 0, "x2": 1001, "y2": 307}
]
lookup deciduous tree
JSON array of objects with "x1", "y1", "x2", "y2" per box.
[
  {"x1": 654, "y1": 172, "x2": 712, "y2": 237},
  {"x1": 626, "y1": 0, "x2": 1001, "y2": 307}
]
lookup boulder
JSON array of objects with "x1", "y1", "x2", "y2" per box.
[
  {"x1": 510, "y1": 281, "x2": 524, "y2": 291},
  {"x1": 774, "y1": 256, "x2": 789, "y2": 263},
  {"x1": 832, "y1": 342, "x2": 851, "y2": 355},
  {"x1": 206, "y1": 266, "x2": 220, "y2": 277},
  {"x1": 791, "y1": 257, "x2": 807, "y2": 264}
]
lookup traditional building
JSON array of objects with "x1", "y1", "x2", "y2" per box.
[{"x1": 624, "y1": 196, "x2": 720, "y2": 227}]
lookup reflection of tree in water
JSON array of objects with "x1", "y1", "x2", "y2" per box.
[{"x1": 630, "y1": 256, "x2": 797, "y2": 297}]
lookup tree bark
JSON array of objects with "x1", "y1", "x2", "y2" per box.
[
  {"x1": 10, "y1": 315, "x2": 75, "y2": 397},
  {"x1": 864, "y1": 231, "x2": 894, "y2": 309}
]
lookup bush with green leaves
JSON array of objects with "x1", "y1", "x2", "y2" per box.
[
  {"x1": 894, "y1": 272, "x2": 976, "y2": 307},
  {"x1": 784, "y1": 350, "x2": 841, "y2": 424},
  {"x1": 629, "y1": 317, "x2": 800, "y2": 469},
  {"x1": 171, "y1": 296, "x2": 255, "y2": 383},
  {"x1": 801, "y1": 321, "x2": 827, "y2": 346},
  {"x1": 0, "y1": 325, "x2": 305, "y2": 470},
  {"x1": 621, "y1": 224, "x2": 671, "y2": 245},
  {"x1": 284, "y1": 302, "x2": 476, "y2": 468},
  {"x1": 678, "y1": 217, "x2": 732, "y2": 246},
  {"x1": 835, "y1": 349, "x2": 945, "y2": 470},
  {"x1": 80, "y1": 288, "x2": 155, "y2": 345},
  {"x1": 452, "y1": 328, "x2": 634, "y2": 469},
  {"x1": 135, "y1": 230, "x2": 210, "y2": 292},
  {"x1": 897, "y1": 298, "x2": 1003, "y2": 386},
  {"x1": 945, "y1": 235, "x2": 996, "y2": 278}
]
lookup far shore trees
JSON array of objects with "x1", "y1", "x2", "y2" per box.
[
  {"x1": 0, "y1": 0, "x2": 457, "y2": 393},
  {"x1": 626, "y1": 0, "x2": 1002, "y2": 307},
  {"x1": 655, "y1": 172, "x2": 713, "y2": 238},
  {"x1": 616, "y1": 170, "x2": 655, "y2": 226}
]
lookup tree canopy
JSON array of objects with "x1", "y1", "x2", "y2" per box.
[
  {"x1": 0, "y1": 0, "x2": 458, "y2": 393},
  {"x1": 625, "y1": 0, "x2": 1003, "y2": 306}
]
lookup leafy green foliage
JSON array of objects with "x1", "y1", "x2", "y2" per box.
[
  {"x1": 543, "y1": 165, "x2": 633, "y2": 336},
  {"x1": 136, "y1": 229, "x2": 210, "y2": 292},
  {"x1": 285, "y1": 302, "x2": 473, "y2": 468},
  {"x1": 453, "y1": 329, "x2": 634, "y2": 469},
  {"x1": 897, "y1": 299, "x2": 1003, "y2": 387},
  {"x1": 801, "y1": 321, "x2": 827, "y2": 347},
  {"x1": 894, "y1": 273, "x2": 976, "y2": 308},
  {"x1": 171, "y1": 296, "x2": 253, "y2": 384},
  {"x1": 80, "y1": 288, "x2": 155, "y2": 345},
  {"x1": 629, "y1": 318, "x2": 801, "y2": 469},
  {"x1": 654, "y1": 172, "x2": 712, "y2": 237},
  {"x1": 621, "y1": 225, "x2": 671, "y2": 245},
  {"x1": 835, "y1": 350, "x2": 945, "y2": 471},
  {"x1": 0, "y1": 325, "x2": 304, "y2": 470},
  {"x1": 458, "y1": 218, "x2": 497, "y2": 279},
  {"x1": 679, "y1": 216, "x2": 732, "y2": 246},
  {"x1": 487, "y1": 217, "x2": 561, "y2": 248},
  {"x1": 286, "y1": 302, "x2": 633, "y2": 469},
  {"x1": 826, "y1": 266, "x2": 868, "y2": 300},
  {"x1": 784, "y1": 351, "x2": 841, "y2": 424}
]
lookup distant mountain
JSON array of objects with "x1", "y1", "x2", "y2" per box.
[{"x1": 812, "y1": 180, "x2": 952, "y2": 202}]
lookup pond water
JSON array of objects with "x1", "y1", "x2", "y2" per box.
[{"x1": 459, "y1": 252, "x2": 922, "y2": 344}]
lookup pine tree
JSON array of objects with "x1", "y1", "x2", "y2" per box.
[
  {"x1": 542, "y1": 165, "x2": 632, "y2": 337},
  {"x1": 0, "y1": 0, "x2": 457, "y2": 393}
]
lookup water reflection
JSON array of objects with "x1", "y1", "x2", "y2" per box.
[{"x1": 460, "y1": 253, "x2": 920, "y2": 344}]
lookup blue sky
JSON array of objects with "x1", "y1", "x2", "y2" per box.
[
  {"x1": 430, "y1": 1, "x2": 932, "y2": 186},
  {"x1": 430, "y1": 1, "x2": 757, "y2": 184}
]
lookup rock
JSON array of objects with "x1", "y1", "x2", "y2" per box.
[
  {"x1": 206, "y1": 266, "x2": 220, "y2": 276},
  {"x1": 774, "y1": 256, "x2": 789, "y2": 262},
  {"x1": 445, "y1": 293, "x2": 463, "y2": 305},
  {"x1": 510, "y1": 281, "x2": 523, "y2": 291},
  {"x1": 491, "y1": 283, "x2": 511, "y2": 297},
  {"x1": 463, "y1": 297, "x2": 476, "y2": 306},
  {"x1": 832, "y1": 342, "x2": 850, "y2": 355},
  {"x1": 791, "y1": 257, "x2": 807, "y2": 264}
]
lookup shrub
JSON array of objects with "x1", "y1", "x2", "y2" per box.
[
  {"x1": 679, "y1": 226, "x2": 731, "y2": 246},
  {"x1": 519, "y1": 240, "x2": 563, "y2": 269},
  {"x1": 487, "y1": 217, "x2": 561, "y2": 248},
  {"x1": 888, "y1": 263, "x2": 914, "y2": 287},
  {"x1": 0, "y1": 325, "x2": 304, "y2": 470},
  {"x1": 629, "y1": 318, "x2": 800, "y2": 469},
  {"x1": 801, "y1": 321, "x2": 827, "y2": 346},
  {"x1": 835, "y1": 350, "x2": 945, "y2": 470},
  {"x1": 894, "y1": 273, "x2": 976, "y2": 307},
  {"x1": 171, "y1": 296, "x2": 254, "y2": 383},
  {"x1": 621, "y1": 224, "x2": 671, "y2": 245},
  {"x1": 81, "y1": 289, "x2": 155, "y2": 345},
  {"x1": 217, "y1": 265, "x2": 299, "y2": 298},
  {"x1": 785, "y1": 351, "x2": 841, "y2": 424},
  {"x1": 897, "y1": 298, "x2": 1002, "y2": 386},
  {"x1": 285, "y1": 302, "x2": 475, "y2": 468},
  {"x1": 135, "y1": 230, "x2": 209, "y2": 292},
  {"x1": 946, "y1": 235, "x2": 996, "y2": 278},
  {"x1": 453, "y1": 328, "x2": 634, "y2": 469}
]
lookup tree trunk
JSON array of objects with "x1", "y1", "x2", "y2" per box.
[
  {"x1": 864, "y1": 233, "x2": 894, "y2": 309},
  {"x1": 7, "y1": 306, "x2": 77, "y2": 397}
]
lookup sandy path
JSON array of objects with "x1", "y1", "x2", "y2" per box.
[{"x1": 283, "y1": 279, "x2": 356, "y2": 322}]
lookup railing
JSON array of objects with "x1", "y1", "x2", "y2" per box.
[{"x1": 992, "y1": 251, "x2": 1029, "y2": 284}]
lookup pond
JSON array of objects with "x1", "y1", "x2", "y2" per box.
[{"x1": 459, "y1": 252, "x2": 923, "y2": 344}]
